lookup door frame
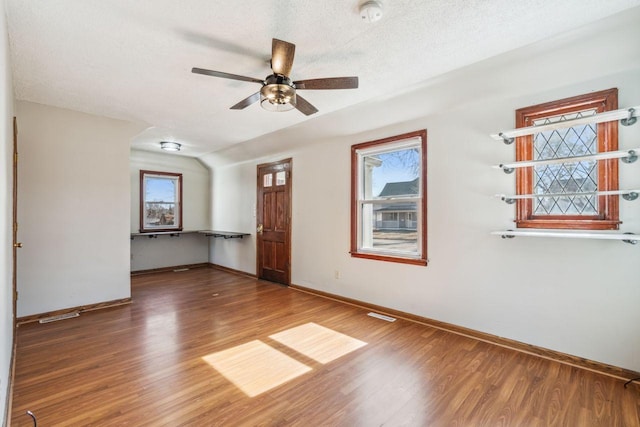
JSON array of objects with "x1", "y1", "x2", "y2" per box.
[
  {"x1": 12, "y1": 117, "x2": 18, "y2": 325},
  {"x1": 256, "y1": 158, "x2": 292, "y2": 285},
  {"x1": 7, "y1": 117, "x2": 19, "y2": 425}
]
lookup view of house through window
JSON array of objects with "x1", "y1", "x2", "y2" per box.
[
  {"x1": 351, "y1": 130, "x2": 427, "y2": 265},
  {"x1": 140, "y1": 170, "x2": 183, "y2": 232}
]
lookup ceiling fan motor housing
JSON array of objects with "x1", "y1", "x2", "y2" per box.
[{"x1": 260, "y1": 74, "x2": 296, "y2": 111}]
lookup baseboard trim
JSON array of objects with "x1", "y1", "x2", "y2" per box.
[
  {"x1": 130, "y1": 263, "x2": 210, "y2": 276},
  {"x1": 208, "y1": 263, "x2": 257, "y2": 279},
  {"x1": 290, "y1": 283, "x2": 640, "y2": 384},
  {"x1": 16, "y1": 298, "x2": 132, "y2": 325},
  {"x1": 4, "y1": 327, "x2": 17, "y2": 426}
]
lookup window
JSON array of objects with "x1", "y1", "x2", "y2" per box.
[
  {"x1": 140, "y1": 170, "x2": 183, "y2": 232},
  {"x1": 351, "y1": 130, "x2": 427, "y2": 265},
  {"x1": 515, "y1": 88, "x2": 619, "y2": 230}
]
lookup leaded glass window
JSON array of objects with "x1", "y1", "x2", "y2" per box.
[
  {"x1": 514, "y1": 88, "x2": 620, "y2": 230},
  {"x1": 532, "y1": 110, "x2": 598, "y2": 215}
]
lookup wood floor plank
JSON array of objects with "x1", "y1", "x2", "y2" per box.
[{"x1": 10, "y1": 267, "x2": 640, "y2": 426}]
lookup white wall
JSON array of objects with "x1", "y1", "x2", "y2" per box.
[
  {"x1": 208, "y1": 161, "x2": 257, "y2": 273},
  {"x1": 130, "y1": 150, "x2": 210, "y2": 271},
  {"x1": 0, "y1": 0, "x2": 13, "y2": 423},
  {"x1": 204, "y1": 11, "x2": 640, "y2": 372},
  {"x1": 16, "y1": 101, "x2": 144, "y2": 317}
]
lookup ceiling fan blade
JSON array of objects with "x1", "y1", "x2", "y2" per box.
[
  {"x1": 230, "y1": 92, "x2": 261, "y2": 110},
  {"x1": 294, "y1": 94, "x2": 319, "y2": 116},
  {"x1": 271, "y1": 39, "x2": 295, "y2": 77},
  {"x1": 293, "y1": 77, "x2": 359, "y2": 90},
  {"x1": 192, "y1": 67, "x2": 264, "y2": 84}
]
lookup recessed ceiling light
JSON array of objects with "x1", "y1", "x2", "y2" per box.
[{"x1": 160, "y1": 141, "x2": 181, "y2": 152}]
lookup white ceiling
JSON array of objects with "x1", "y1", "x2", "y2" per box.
[{"x1": 6, "y1": 0, "x2": 640, "y2": 158}]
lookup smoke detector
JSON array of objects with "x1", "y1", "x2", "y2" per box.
[{"x1": 360, "y1": 1, "x2": 383, "y2": 23}]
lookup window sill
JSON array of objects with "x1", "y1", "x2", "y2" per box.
[
  {"x1": 350, "y1": 251, "x2": 428, "y2": 266},
  {"x1": 516, "y1": 219, "x2": 621, "y2": 231}
]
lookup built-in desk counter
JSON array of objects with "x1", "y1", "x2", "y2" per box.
[
  {"x1": 131, "y1": 230, "x2": 251, "y2": 240},
  {"x1": 130, "y1": 230, "x2": 250, "y2": 272},
  {"x1": 199, "y1": 230, "x2": 251, "y2": 239}
]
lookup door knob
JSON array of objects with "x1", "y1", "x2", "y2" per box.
[
  {"x1": 257, "y1": 224, "x2": 263, "y2": 234},
  {"x1": 14, "y1": 242, "x2": 23, "y2": 248}
]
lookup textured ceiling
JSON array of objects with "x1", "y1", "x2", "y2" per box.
[{"x1": 6, "y1": 0, "x2": 640, "y2": 158}]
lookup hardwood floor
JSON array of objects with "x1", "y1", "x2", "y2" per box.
[{"x1": 10, "y1": 267, "x2": 640, "y2": 426}]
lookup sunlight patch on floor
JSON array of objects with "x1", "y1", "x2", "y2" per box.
[
  {"x1": 269, "y1": 322, "x2": 367, "y2": 364},
  {"x1": 202, "y1": 340, "x2": 312, "y2": 397}
]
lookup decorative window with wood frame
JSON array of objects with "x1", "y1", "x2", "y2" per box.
[
  {"x1": 351, "y1": 130, "x2": 427, "y2": 266},
  {"x1": 140, "y1": 170, "x2": 183, "y2": 232},
  {"x1": 515, "y1": 88, "x2": 620, "y2": 230}
]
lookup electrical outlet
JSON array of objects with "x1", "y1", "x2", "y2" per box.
[{"x1": 334, "y1": 270, "x2": 340, "y2": 279}]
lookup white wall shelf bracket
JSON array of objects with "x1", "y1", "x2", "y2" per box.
[
  {"x1": 621, "y1": 149, "x2": 638, "y2": 164},
  {"x1": 621, "y1": 108, "x2": 637, "y2": 126},
  {"x1": 499, "y1": 132, "x2": 514, "y2": 145}
]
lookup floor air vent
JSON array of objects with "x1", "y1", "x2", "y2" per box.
[
  {"x1": 39, "y1": 312, "x2": 79, "y2": 324},
  {"x1": 367, "y1": 312, "x2": 396, "y2": 322}
]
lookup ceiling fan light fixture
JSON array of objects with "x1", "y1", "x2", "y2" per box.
[
  {"x1": 260, "y1": 83, "x2": 296, "y2": 112},
  {"x1": 160, "y1": 141, "x2": 181, "y2": 152}
]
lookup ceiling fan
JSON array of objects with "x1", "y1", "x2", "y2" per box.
[{"x1": 192, "y1": 38, "x2": 358, "y2": 116}]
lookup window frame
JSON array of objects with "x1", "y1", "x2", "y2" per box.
[
  {"x1": 350, "y1": 130, "x2": 428, "y2": 266},
  {"x1": 515, "y1": 88, "x2": 620, "y2": 230},
  {"x1": 139, "y1": 170, "x2": 183, "y2": 233}
]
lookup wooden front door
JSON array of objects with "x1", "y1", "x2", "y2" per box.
[{"x1": 256, "y1": 159, "x2": 291, "y2": 285}]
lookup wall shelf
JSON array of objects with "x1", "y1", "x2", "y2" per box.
[
  {"x1": 495, "y1": 189, "x2": 640, "y2": 204},
  {"x1": 199, "y1": 230, "x2": 251, "y2": 239},
  {"x1": 491, "y1": 230, "x2": 638, "y2": 245},
  {"x1": 490, "y1": 105, "x2": 638, "y2": 143},
  {"x1": 130, "y1": 230, "x2": 201, "y2": 240},
  {"x1": 491, "y1": 104, "x2": 639, "y2": 245},
  {"x1": 495, "y1": 148, "x2": 638, "y2": 174},
  {"x1": 131, "y1": 230, "x2": 250, "y2": 240}
]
